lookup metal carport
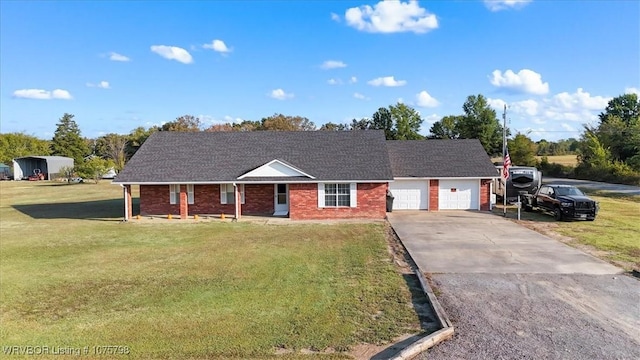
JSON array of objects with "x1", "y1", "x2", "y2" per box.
[{"x1": 12, "y1": 156, "x2": 74, "y2": 180}]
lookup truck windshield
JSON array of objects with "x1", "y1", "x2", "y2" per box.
[{"x1": 555, "y1": 187, "x2": 585, "y2": 196}]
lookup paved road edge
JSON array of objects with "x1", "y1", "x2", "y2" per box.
[{"x1": 389, "y1": 225, "x2": 454, "y2": 360}]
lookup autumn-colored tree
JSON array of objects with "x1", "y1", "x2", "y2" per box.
[
  {"x1": 161, "y1": 115, "x2": 202, "y2": 132},
  {"x1": 261, "y1": 114, "x2": 316, "y2": 131}
]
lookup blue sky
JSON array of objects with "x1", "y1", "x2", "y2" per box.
[{"x1": 1, "y1": 0, "x2": 638, "y2": 141}]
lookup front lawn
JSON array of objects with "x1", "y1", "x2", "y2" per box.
[{"x1": 0, "y1": 182, "x2": 422, "y2": 359}]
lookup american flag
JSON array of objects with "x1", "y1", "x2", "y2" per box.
[{"x1": 502, "y1": 148, "x2": 512, "y2": 180}]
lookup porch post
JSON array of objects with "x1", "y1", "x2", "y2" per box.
[
  {"x1": 123, "y1": 185, "x2": 130, "y2": 221},
  {"x1": 125, "y1": 185, "x2": 132, "y2": 220},
  {"x1": 234, "y1": 183, "x2": 241, "y2": 220},
  {"x1": 180, "y1": 185, "x2": 188, "y2": 219}
]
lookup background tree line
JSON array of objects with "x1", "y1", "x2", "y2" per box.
[{"x1": 1, "y1": 93, "x2": 638, "y2": 185}]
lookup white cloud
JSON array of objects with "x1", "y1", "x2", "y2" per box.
[
  {"x1": 344, "y1": 0, "x2": 438, "y2": 34},
  {"x1": 625, "y1": 87, "x2": 640, "y2": 96},
  {"x1": 490, "y1": 69, "x2": 549, "y2": 95},
  {"x1": 86, "y1": 81, "x2": 110, "y2": 89},
  {"x1": 367, "y1": 76, "x2": 407, "y2": 87},
  {"x1": 551, "y1": 88, "x2": 609, "y2": 111},
  {"x1": 150, "y1": 45, "x2": 193, "y2": 64},
  {"x1": 269, "y1": 88, "x2": 294, "y2": 100},
  {"x1": 349, "y1": 76, "x2": 358, "y2": 84},
  {"x1": 416, "y1": 90, "x2": 440, "y2": 107},
  {"x1": 203, "y1": 39, "x2": 232, "y2": 53},
  {"x1": 487, "y1": 97, "x2": 507, "y2": 111},
  {"x1": 353, "y1": 92, "x2": 369, "y2": 100},
  {"x1": 321, "y1": 60, "x2": 347, "y2": 69},
  {"x1": 487, "y1": 88, "x2": 612, "y2": 140},
  {"x1": 13, "y1": 88, "x2": 73, "y2": 100},
  {"x1": 331, "y1": 12, "x2": 341, "y2": 22},
  {"x1": 484, "y1": 0, "x2": 532, "y2": 12},
  {"x1": 109, "y1": 52, "x2": 130, "y2": 62},
  {"x1": 327, "y1": 78, "x2": 342, "y2": 85}
]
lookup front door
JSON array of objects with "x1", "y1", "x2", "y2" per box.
[{"x1": 274, "y1": 184, "x2": 289, "y2": 215}]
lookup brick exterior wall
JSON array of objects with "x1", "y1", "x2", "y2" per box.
[
  {"x1": 140, "y1": 184, "x2": 274, "y2": 217},
  {"x1": 243, "y1": 184, "x2": 274, "y2": 215},
  {"x1": 140, "y1": 185, "x2": 181, "y2": 216},
  {"x1": 480, "y1": 179, "x2": 492, "y2": 211},
  {"x1": 429, "y1": 180, "x2": 439, "y2": 211},
  {"x1": 289, "y1": 183, "x2": 386, "y2": 220}
]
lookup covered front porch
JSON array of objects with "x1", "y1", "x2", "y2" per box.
[{"x1": 121, "y1": 183, "x2": 291, "y2": 221}]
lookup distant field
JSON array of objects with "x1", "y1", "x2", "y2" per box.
[
  {"x1": 491, "y1": 155, "x2": 578, "y2": 167},
  {"x1": 536, "y1": 155, "x2": 578, "y2": 167}
]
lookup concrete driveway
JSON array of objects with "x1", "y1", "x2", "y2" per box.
[
  {"x1": 387, "y1": 211, "x2": 621, "y2": 274},
  {"x1": 389, "y1": 211, "x2": 640, "y2": 359}
]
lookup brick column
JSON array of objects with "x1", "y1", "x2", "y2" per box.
[
  {"x1": 180, "y1": 185, "x2": 188, "y2": 219},
  {"x1": 429, "y1": 179, "x2": 439, "y2": 211},
  {"x1": 125, "y1": 185, "x2": 133, "y2": 220}
]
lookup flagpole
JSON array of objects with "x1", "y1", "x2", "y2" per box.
[{"x1": 503, "y1": 104, "x2": 507, "y2": 217}]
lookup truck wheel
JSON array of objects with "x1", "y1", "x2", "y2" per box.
[
  {"x1": 524, "y1": 204, "x2": 533, "y2": 212},
  {"x1": 554, "y1": 207, "x2": 563, "y2": 221}
]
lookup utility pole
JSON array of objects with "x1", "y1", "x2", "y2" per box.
[{"x1": 503, "y1": 105, "x2": 507, "y2": 217}]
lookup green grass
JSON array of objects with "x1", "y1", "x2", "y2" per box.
[
  {"x1": 497, "y1": 191, "x2": 640, "y2": 269},
  {"x1": 554, "y1": 192, "x2": 640, "y2": 267},
  {"x1": 0, "y1": 182, "x2": 421, "y2": 359}
]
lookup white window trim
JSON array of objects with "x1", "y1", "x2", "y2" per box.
[
  {"x1": 187, "y1": 184, "x2": 194, "y2": 205},
  {"x1": 169, "y1": 184, "x2": 179, "y2": 205},
  {"x1": 220, "y1": 184, "x2": 245, "y2": 204},
  {"x1": 318, "y1": 183, "x2": 357, "y2": 208}
]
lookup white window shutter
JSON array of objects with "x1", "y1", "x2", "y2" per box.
[
  {"x1": 240, "y1": 184, "x2": 245, "y2": 204},
  {"x1": 318, "y1": 183, "x2": 325, "y2": 208},
  {"x1": 350, "y1": 183, "x2": 357, "y2": 208},
  {"x1": 187, "y1": 184, "x2": 194, "y2": 204},
  {"x1": 220, "y1": 184, "x2": 227, "y2": 204},
  {"x1": 169, "y1": 185, "x2": 177, "y2": 204}
]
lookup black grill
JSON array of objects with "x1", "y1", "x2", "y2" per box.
[{"x1": 575, "y1": 201, "x2": 593, "y2": 209}]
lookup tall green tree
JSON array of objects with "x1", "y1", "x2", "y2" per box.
[
  {"x1": 457, "y1": 94, "x2": 504, "y2": 155},
  {"x1": 51, "y1": 113, "x2": 89, "y2": 164},
  {"x1": 595, "y1": 93, "x2": 640, "y2": 168},
  {"x1": 428, "y1": 115, "x2": 462, "y2": 139},
  {"x1": 370, "y1": 107, "x2": 396, "y2": 139},
  {"x1": 0, "y1": 132, "x2": 51, "y2": 165},
  {"x1": 126, "y1": 126, "x2": 158, "y2": 160},
  {"x1": 508, "y1": 133, "x2": 537, "y2": 166},
  {"x1": 389, "y1": 102, "x2": 423, "y2": 140}
]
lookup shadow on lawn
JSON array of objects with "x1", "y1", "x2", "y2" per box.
[
  {"x1": 371, "y1": 273, "x2": 441, "y2": 359},
  {"x1": 13, "y1": 198, "x2": 140, "y2": 221}
]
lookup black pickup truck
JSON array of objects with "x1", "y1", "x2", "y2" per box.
[{"x1": 523, "y1": 184, "x2": 598, "y2": 221}]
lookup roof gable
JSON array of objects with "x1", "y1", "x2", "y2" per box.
[{"x1": 238, "y1": 159, "x2": 315, "y2": 179}]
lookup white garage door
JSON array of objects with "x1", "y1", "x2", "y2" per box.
[
  {"x1": 389, "y1": 180, "x2": 428, "y2": 210},
  {"x1": 439, "y1": 179, "x2": 479, "y2": 210}
]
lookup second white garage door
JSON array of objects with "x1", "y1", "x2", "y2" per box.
[
  {"x1": 389, "y1": 180, "x2": 428, "y2": 210},
  {"x1": 439, "y1": 179, "x2": 479, "y2": 210}
]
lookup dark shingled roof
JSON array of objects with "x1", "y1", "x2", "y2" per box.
[
  {"x1": 114, "y1": 130, "x2": 393, "y2": 183},
  {"x1": 386, "y1": 139, "x2": 499, "y2": 178}
]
